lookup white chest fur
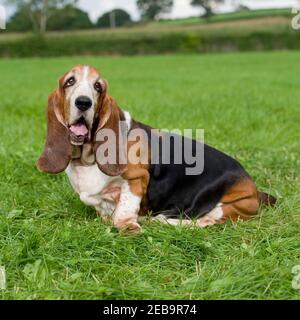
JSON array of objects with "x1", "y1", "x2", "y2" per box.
[{"x1": 65, "y1": 161, "x2": 124, "y2": 216}]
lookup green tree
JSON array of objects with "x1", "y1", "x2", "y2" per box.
[
  {"x1": 191, "y1": 0, "x2": 224, "y2": 18},
  {"x1": 7, "y1": 5, "x2": 35, "y2": 31},
  {"x1": 47, "y1": 4, "x2": 92, "y2": 30},
  {"x1": 96, "y1": 9, "x2": 131, "y2": 28},
  {"x1": 137, "y1": 0, "x2": 173, "y2": 20},
  {"x1": 6, "y1": 0, "x2": 77, "y2": 33}
]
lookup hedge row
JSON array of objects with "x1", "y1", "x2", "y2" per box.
[{"x1": 0, "y1": 31, "x2": 300, "y2": 57}]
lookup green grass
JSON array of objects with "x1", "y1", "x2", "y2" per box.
[
  {"x1": 0, "y1": 8, "x2": 292, "y2": 41},
  {"x1": 152, "y1": 8, "x2": 292, "y2": 26},
  {"x1": 0, "y1": 52, "x2": 300, "y2": 300},
  {"x1": 0, "y1": 8, "x2": 294, "y2": 57}
]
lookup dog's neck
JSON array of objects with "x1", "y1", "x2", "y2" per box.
[
  {"x1": 71, "y1": 143, "x2": 95, "y2": 165},
  {"x1": 71, "y1": 112, "x2": 132, "y2": 166}
]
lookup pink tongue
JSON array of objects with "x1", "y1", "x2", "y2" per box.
[{"x1": 70, "y1": 123, "x2": 88, "y2": 136}]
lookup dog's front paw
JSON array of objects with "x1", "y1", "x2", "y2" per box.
[
  {"x1": 120, "y1": 222, "x2": 142, "y2": 235},
  {"x1": 114, "y1": 217, "x2": 142, "y2": 234}
]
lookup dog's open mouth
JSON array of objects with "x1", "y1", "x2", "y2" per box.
[{"x1": 69, "y1": 117, "x2": 89, "y2": 145}]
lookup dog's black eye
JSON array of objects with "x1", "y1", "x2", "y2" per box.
[
  {"x1": 94, "y1": 81, "x2": 102, "y2": 93},
  {"x1": 64, "y1": 76, "x2": 76, "y2": 88}
]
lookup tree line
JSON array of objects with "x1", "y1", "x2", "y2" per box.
[{"x1": 5, "y1": 0, "x2": 223, "y2": 33}]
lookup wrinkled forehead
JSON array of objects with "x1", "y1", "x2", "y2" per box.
[{"x1": 62, "y1": 65, "x2": 101, "y2": 83}]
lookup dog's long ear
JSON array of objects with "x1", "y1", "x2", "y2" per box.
[
  {"x1": 94, "y1": 83, "x2": 127, "y2": 176},
  {"x1": 36, "y1": 91, "x2": 72, "y2": 173}
]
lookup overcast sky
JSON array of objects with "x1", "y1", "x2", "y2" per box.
[
  {"x1": 1, "y1": 0, "x2": 299, "y2": 22},
  {"x1": 77, "y1": 0, "x2": 300, "y2": 22}
]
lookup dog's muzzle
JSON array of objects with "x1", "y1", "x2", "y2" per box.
[{"x1": 69, "y1": 116, "x2": 90, "y2": 145}]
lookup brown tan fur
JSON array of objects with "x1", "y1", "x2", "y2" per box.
[
  {"x1": 37, "y1": 91, "x2": 72, "y2": 173},
  {"x1": 218, "y1": 178, "x2": 260, "y2": 223}
]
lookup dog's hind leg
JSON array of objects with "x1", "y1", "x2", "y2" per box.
[{"x1": 197, "y1": 178, "x2": 260, "y2": 226}]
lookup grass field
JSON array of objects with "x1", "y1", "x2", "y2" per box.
[
  {"x1": 0, "y1": 8, "x2": 292, "y2": 37},
  {"x1": 151, "y1": 8, "x2": 292, "y2": 26},
  {"x1": 0, "y1": 9, "x2": 296, "y2": 57},
  {"x1": 0, "y1": 8, "x2": 293, "y2": 41},
  {"x1": 0, "y1": 52, "x2": 300, "y2": 299},
  {"x1": 0, "y1": 15, "x2": 291, "y2": 41}
]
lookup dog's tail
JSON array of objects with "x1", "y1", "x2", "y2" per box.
[{"x1": 258, "y1": 191, "x2": 277, "y2": 206}]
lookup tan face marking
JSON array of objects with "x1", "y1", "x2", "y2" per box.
[{"x1": 60, "y1": 65, "x2": 106, "y2": 145}]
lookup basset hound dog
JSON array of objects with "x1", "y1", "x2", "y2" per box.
[{"x1": 37, "y1": 64, "x2": 276, "y2": 233}]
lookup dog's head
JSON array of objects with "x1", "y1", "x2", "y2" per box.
[
  {"x1": 36, "y1": 64, "x2": 126, "y2": 176},
  {"x1": 60, "y1": 64, "x2": 106, "y2": 145}
]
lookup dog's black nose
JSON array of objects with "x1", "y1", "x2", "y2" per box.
[{"x1": 75, "y1": 96, "x2": 92, "y2": 112}]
